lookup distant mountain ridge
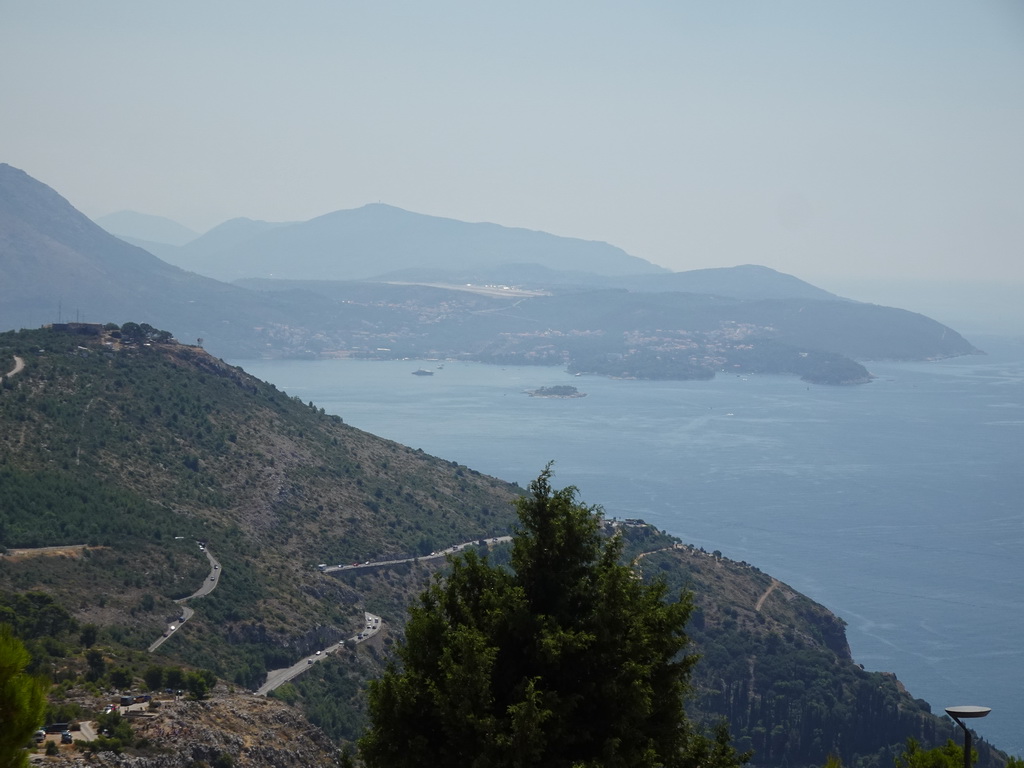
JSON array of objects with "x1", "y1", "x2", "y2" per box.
[
  {"x1": 160, "y1": 203, "x2": 668, "y2": 282},
  {"x1": 0, "y1": 164, "x2": 981, "y2": 375},
  {"x1": 95, "y1": 209, "x2": 200, "y2": 246},
  {"x1": 0, "y1": 164, "x2": 305, "y2": 355},
  {"x1": 614, "y1": 264, "x2": 841, "y2": 301},
  {"x1": 83, "y1": 206, "x2": 833, "y2": 303}
]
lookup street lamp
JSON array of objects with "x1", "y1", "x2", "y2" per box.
[{"x1": 945, "y1": 706, "x2": 991, "y2": 768}]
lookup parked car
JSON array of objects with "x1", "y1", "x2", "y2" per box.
[
  {"x1": 34, "y1": 729, "x2": 46, "y2": 743},
  {"x1": 61, "y1": 731, "x2": 73, "y2": 744}
]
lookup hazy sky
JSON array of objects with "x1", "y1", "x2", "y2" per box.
[{"x1": 3, "y1": 1, "x2": 1023, "y2": 294}]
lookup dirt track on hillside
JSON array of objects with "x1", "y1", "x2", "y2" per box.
[
  {"x1": 3, "y1": 355, "x2": 25, "y2": 379},
  {"x1": 4, "y1": 544, "x2": 92, "y2": 560}
]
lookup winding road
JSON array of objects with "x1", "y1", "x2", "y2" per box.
[
  {"x1": 322, "y1": 536, "x2": 512, "y2": 574},
  {"x1": 144, "y1": 536, "x2": 526, "y2": 693},
  {"x1": 256, "y1": 536, "x2": 513, "y2": 695},
  {"x1": 148, "y1": 544, "x2": 221, "y2": 653},
  {"x1": 255, "y1": 611, "x2": 383, "y2": 696}
]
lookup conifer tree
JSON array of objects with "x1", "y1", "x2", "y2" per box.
[
  {"x1": 360, "y1": 466, "x2": 747, "y2": 768},
  {"x1": 0, "y1": 624, "x2": 48, "y2": 768}
]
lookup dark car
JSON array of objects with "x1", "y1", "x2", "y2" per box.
[{"x1": 61, "y1": 731, "x2": 73, "y2": 744}]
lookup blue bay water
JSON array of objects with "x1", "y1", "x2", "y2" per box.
[{"x1": 230, "y1": 336, "x2": 1024, "y2": 754}]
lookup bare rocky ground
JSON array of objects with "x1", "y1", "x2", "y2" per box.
[{"x1": 28, "y1": 685, "x2": 346, "y2": 768}]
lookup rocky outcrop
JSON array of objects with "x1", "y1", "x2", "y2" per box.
[{"x1": 35, "y1": 688, "x2": 345, "y2": 767}]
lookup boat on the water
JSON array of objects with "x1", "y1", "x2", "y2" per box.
[{"x1": 411, "y1": 369, "x2": 434, "y2": 376}]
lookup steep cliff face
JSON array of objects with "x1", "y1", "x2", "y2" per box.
[{"x1": 635, "y1": 544, "x2": 986, "y2": 767}]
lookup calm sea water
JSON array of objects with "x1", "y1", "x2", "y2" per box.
[{"x1": 230, "y1": 335, "x2": 1024, "y2": 754}]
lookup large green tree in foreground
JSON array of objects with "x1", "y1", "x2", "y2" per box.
[
  {"x1": 0, "y1": 624, "x2": 48, "y2": 768},
  {"x1": 360, "y1": 466, "x2": 748, "y2": 768}
]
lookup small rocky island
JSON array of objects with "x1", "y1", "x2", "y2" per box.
[{"x1": 526, "y1": 385, "x2": 587, "y2": 398}]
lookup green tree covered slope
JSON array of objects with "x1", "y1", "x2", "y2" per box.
[{"x1": 0, "y1": 325, "x2": 1011, "y2": 767}]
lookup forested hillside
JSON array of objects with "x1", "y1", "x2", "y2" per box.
[
  {"x1": 0, "y1": 325, "x2": 1009, "y2": 767},
  {"x1": 0, "y1": 324, "x2": 518, "y2": 686}
]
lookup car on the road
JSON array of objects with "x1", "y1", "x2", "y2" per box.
[
  {"x1": 307, "y1": 659, "x2": 314, "y2": 664},
  {"x1": 214, "y1": 564, "x2": 219, "y2": 570},
  {"x1": 169, "y1": 625, "x2": 176, "y2": 631},
  {"x1": 210, "y1": 575, "x2": 215, "y2": 581},
  {"x1": 315, "y1": 650, "x2": 321, "y2": 655}
]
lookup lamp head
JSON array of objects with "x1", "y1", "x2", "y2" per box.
[
  {"x1": 946, "y1": 706, "x2": 992, "y2": 734},
  {"x1": 945, "y1": 706, "x2": 991, "y2": 720}
]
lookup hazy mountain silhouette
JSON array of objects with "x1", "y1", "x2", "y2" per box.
[
  {"x1": 1, "y1": 164, "x2": 980, "y2": 368},
  {"x1": 95, "y1": 209, "x2": 200, "y2": 246},
  {"x1": 109, "y1": 206, "x2": 834, "y2": 303},
  {"x1": 187, "y1": 216, "x2": 292, "y2": 252},
  {"x1": 0, "y1": 163, "x2": 298, "y2": 353},
  {"x1": 612, "y1": 264, "x2": 840, "y2": 301},
  {"x1": 158, "y1": 203, "x2": 668, "y2": 282}
]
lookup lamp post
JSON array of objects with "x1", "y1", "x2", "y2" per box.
[{"x1": 945, "y1": 706, "x2": 991, "y2": 768}]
